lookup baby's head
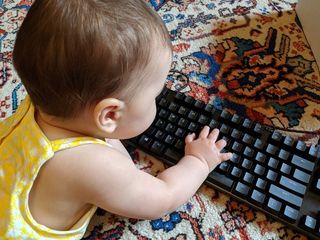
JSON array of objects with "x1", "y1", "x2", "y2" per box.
[{"x1": 13, "y1": 0, "x2": 172, "y2": 139}]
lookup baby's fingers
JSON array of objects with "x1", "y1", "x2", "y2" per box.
[
  {"x1": 199, "y1": 126, "x2": 210, "y2": 138},
  {"x1": 185, "y1": 133, "x2": 196, "y2": 143},
  {"x1": 208, "y1": 128, "x2": 219, "y2": 142},
  {"x1": 220, "y1": 152, "x2": 233, "y2": 161},
  {"x1": 216, "y1": 139, "x2": 227, "y2": 149}
]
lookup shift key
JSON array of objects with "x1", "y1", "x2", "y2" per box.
[
  {"x1": 209, "y1": 171, "x2": 234, "y2": 190},
  {"x1": 269, "y1": 184, "x2": 303, "y2": 207}
]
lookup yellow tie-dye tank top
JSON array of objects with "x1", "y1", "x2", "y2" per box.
[{"x1": 0, "y1": 96, "x2": 108, "y2": 239}]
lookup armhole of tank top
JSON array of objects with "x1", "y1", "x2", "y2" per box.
[{"x1": 50, "y1": 137, "x2": 111, "y2": 152}]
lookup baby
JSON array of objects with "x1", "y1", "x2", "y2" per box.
[{"x1": 0, "y1": 0, "x2": 232, "y2": 239}]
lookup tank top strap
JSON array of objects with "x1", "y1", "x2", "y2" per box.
[{"x1": 50, "y1": 137, "x2": 110, "y2": 152}]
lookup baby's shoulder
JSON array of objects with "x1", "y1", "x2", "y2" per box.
[
  {"x1": 39, "y1": 142, "x2": 133, "y2": 191},
  {"x1": 52, "y1": 141, "x2": 129, "y2": 168},
  {"x1": 50, "y1": 141, "x2": 133, "y2": 175}
]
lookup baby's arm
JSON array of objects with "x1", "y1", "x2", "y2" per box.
[
  {"x1": 77, "y1": 127, "x2": 231, "y2": 219},
  {"x1": 156, "y1": 126, "x2": 231, "y2": 210}
]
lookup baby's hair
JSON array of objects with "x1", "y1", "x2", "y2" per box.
[{"x1": 13, "y1": 0, "x2": 171, "y2": 118}]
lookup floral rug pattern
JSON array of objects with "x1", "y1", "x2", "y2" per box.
[{"x1": 1, "y1": 0, "x2": 319, "y2": 239}]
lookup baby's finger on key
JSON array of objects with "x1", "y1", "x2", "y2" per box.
[
  {"x1": 199, "y1": 126, "x2": 210, "y2": 138},
  {"x1": 208, "y1": 128, "x2": 219, "y2": 142},
  {"x1": 185, "y1": 133, "x2": 196, "y2": 143},
  {"x1": 220, "y1": 152, "x2": 233, "y2": 161},
  {"x1": 216, "y1": 139, "x2": 227, "y2": 149}
]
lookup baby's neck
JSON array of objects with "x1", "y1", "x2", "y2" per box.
[{"x1": 35, "y1": 110, "x2": 96, "y2": 141}]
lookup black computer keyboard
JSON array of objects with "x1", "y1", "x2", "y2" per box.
[{"x1": 123, "y1": 88, "x2": 320, "y2": 239}]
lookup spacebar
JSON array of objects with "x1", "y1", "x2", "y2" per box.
[{"x1": 208, "y1": 171, "x2": 234, "y2": 190}]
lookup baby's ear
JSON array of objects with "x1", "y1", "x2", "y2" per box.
[{"x1": 93, "y1": 98, "x2": 125, "y2": 133}]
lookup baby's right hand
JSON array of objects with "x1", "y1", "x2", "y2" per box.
[{"x1": 184, "y1": 126, "x2": 232, "y2": 172}]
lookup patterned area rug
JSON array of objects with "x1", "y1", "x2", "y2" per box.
[{"x1": 1, "y1": 0, "x2": 319, "y2": 239}]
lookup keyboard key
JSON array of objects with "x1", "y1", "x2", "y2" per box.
[
  {"x1": 255, "y1": 152, "x2": 266, "y2": 163},
  {"x1": 231, "y1": 167, "x2": 242, "y2": 178},
  {"x1": 204, "y1": 104, "x2": 214, "y2": 113},
  {"x1": 168, "y1": 102, "x2": 178, "y2": 111},
  {"x1": 231, "y1": 114, "x2": 242, "y2": 124},
  {"x1": 269, "y1": 184, "x2": 303, "y2": 207},
  {"x1": 164, "y1": 135, "x2": 176, "y2": 145},
  {"x1": 184, "y1": 96, "x2": 194, "y2": 105},
  {"x1": 267, "y1": 197, "x2": 282, "y2": 213},
  {"x1": 266, "y1": 144, "x2": 279, "y2": 155},
  {"x1": 165, "y1": 123, "x2": 176, "y2": 133},
  {"x1": 278, "y1": 149, "x2": 290, "y2": 160},
  {"x1": 209, "y1": 119, "x2": 219, "y2": 129},
  {"x1": 159, "y1": 109, "x2": 169, "y2": 118},
  {"x1": 242, "y1": 159, "x2": 253, "y2": 170},
  {"x1": 178, "y1": 106, "x2": 188, "y2": 116},
  {"x1": 243, "y1": 133, "x2": 254, "y2": 145},
  {"x1": 174, "y1": 140, "x2": 184, "y2": 150},
  {"x1": 209, "y1": 171, "x2": 234, "y2": 190},
  {"x1": 254, "y1": 138, "x2": 265, "y2": 150},
  {"x1": 266, "y1": 170, "x2": 278, "y2": 182},
  {"x1": 243, "y1": 172, "x2": 254, "y2": 184},
  {"x1": 188, "y1": 122, "x2": 199, "y2": 132},
  {"x1": 168, "y1": 113, "x2": 179, "y2": 123},
  {"x1": 250, "y1": 189, "x2": 265, "y2": 205},
  {"x1": 283, "y1": 135, "x2": 294, "y2": 147},
  {"x1": 218, "y1": 162, "x2": 230, "y2": 174},
  {"x1": 299, "y1": 215, "x2": 317, "y2": 231},
  {"x1": 254, "y1": 164, "x2": 265, "y2": 176},
  {"x1": 155, "y1": 130, "x2": 165, "y2": 140},
  {"x1": 158, "y1": 98, "x2": 168, "y2": 107},
  {"x1": 280, "y1": 163, "x2": 292, "y2": 175},
  {"x1": 234, "y1": 182, "x2": 250, "y2": 196},
  {"x1": 175, "y1": 128, "x2": 186, "y2": 138},
  {"x1": 244, "y1": 146, "x2": 255, "y2": 158},
  {"x1": 296, "y1": 140, "x2": 307, "y2": 151},
  {"x1": 271, "y1": 131, "x2": 282, "y2": 141},
  {"x1": 138, "y1": 135, "x2": 152, "y2": 149},
  {"x1": 291, "y1": 154, "x2": 315, "y2": 172},
  {"x1": 231, "y1": 129, "x2": 242, "y2": 139},
  {"x1": 232, "y1": 141, "x2": 243, "y2": 152},
  {"x1": 194, "y1": 100, "x2": 205, "y2": 109},
  {"x1": 187, "y1": 110, "x2": 198, "y2": 120},
  {"x1": 253, "y1": 123, "x2": 263, "y2": 134},
  {"x1": 178, "y1": 118, "x2": 188, "y2": 128},
  {"x1": 243, "y1": 118, "x2": 253, "y2": 129},
  {"x1": 308, "y1": 144, "x2": 320, "y2": 158},
  {"x1": 293, "y1": 169, "x2": 311, "y2": 184},
  {"x1": 279, "y1": 176, "x2": 307, "y2": 195},
  {"x1": 283, "y1": 205, "x2": 299, "y2": 222},
  {"x1": 198, "y1": 115, "x2": 209, "y2": 125},
  {"x1": 268, "y1": 157, "x2": 279, "y2": 169},
  {"x1": 150, "y1": 141, "x2": 165, "y2": 155},
  {"x1": 220, "y1": 110, "x2": 231, "y2": 120},
  {"x1": 220, "y1": 124, "x2": 231, "y2": 135},
  {"x1": 155, "y1": 119, "x2": 166, "y2": 128},
  {"x1": 230, "y1": 153, "x2": 241, "y2": 164},
  {"x1": 256, "y1": 178, "x2": 267, "y2": 190}
]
